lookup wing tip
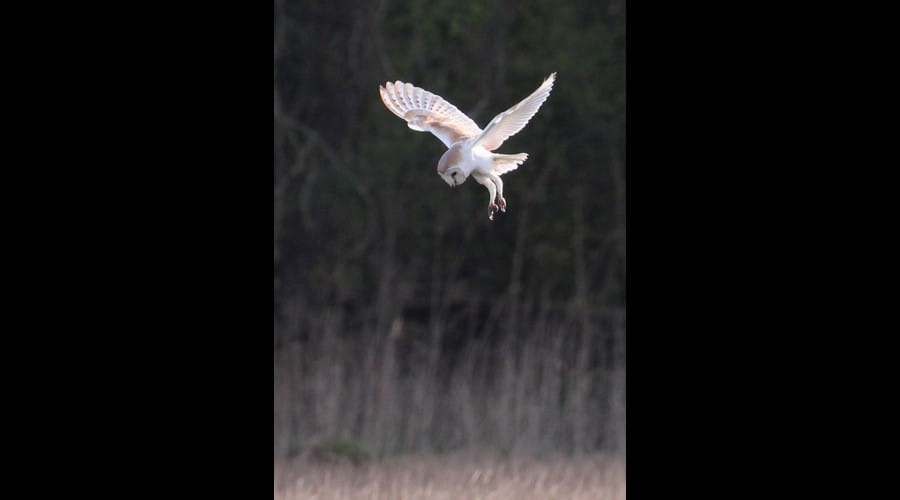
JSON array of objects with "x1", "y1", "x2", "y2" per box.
[
  {"x1": 545, "y1": 72, "x2": 557, "y2": 88},
  {"x1": 380, "y1": 83, "x2": 408, "y2": 119}
]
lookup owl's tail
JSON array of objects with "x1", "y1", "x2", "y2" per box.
[{"x1": 492, "y1": 153, "x2": 528, "y2": 176}]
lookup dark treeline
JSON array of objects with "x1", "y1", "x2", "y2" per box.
[{"x1": 275, "y1": 0, "x2": 625, "y2": 458}]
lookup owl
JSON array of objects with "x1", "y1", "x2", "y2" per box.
[{"x1": 379, "y1": 73, "x2": 556, "y2": 220}]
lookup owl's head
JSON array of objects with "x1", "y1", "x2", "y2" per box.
[
  {"x1": 440, "y1": 166, "x2": 467, "y2": 187},
  {"x1": 437, "y1": 144, "x2": 468, "y2": 187}
]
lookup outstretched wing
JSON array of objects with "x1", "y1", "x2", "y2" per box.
[
  {"x1": 379, "y1": 81, "x2": 482, "y2": 148},
  {"x1": 474, "y1": 73, "x2": 556, "y2": 152}
]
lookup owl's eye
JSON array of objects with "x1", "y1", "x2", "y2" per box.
[{"x1": 451, "y1": 172, "x2": 457, "y2": 178}]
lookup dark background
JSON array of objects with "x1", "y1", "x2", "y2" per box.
[{"x1": 274, "y1": 0, "x2": 626, "y2": 458}]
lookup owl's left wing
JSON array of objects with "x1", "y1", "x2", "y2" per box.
[
  {"x1": 473, "y1": 73, "x2": 556, "y2": 152},
  {"x1": 379, "y1": 81, "x2": 482, "y2": 148}
]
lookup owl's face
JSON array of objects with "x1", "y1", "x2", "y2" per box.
[
  {"x1": 437, "y1": 144, "x2": 468, "y2": 187},
  {"x1": 441, "y1": 166, "x2": 468, "y2": 187}
]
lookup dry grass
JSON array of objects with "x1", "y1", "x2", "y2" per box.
[
  {"x1": 274, "y1": 307, "x2": 626, "y2": 457},
  {"x1": 274, "y1": 453, "x2": 624, "y2": 500}
]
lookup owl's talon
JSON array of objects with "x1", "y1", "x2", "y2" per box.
[
  {"x1": 497, "y1": 197, "x2": 507, "y2": 212},
  {"x1": 489, "y1": 203, "x2": 499, "y2": 221}
]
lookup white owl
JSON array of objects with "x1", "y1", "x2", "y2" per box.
[{"x1": 379, "y1": 73, "x2": 556, "y2": 220}]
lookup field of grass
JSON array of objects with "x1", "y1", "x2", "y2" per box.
[{"x1": 274, "y1": 453, "x2": 624, "y2": 500}]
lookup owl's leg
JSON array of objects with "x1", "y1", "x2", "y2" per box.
[
  {"x1": 487, "y1": 173, "x2": 506, "y2": 212},
  {"x1": 485, "y1": 181, "x2": 499, "y2": 221},
  {"x1": 474, "y1": 173, "x2": 499, "y2": 220}
]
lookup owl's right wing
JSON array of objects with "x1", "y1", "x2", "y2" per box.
[{"x1": 379, "y1": 81, "x2": 482, "y2": 148}]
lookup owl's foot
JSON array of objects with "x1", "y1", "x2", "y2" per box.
[
  {"x1": 488, "y1": 203, "x2": 499, "y2": 221},
  {"x1": 496, "y1": 196, "x2": 507, "y2": 213}
]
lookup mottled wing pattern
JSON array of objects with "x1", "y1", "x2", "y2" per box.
[
  {"x1": 379, "y1": 81, "x2": 482, "y2": 148},
  {"x1": 474, "y1": 73, "x2": 556, "y2": 152}
]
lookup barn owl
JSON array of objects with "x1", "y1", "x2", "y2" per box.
[{"x1": 379, "y1": 73, "x2": 556, "y2": 220}]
